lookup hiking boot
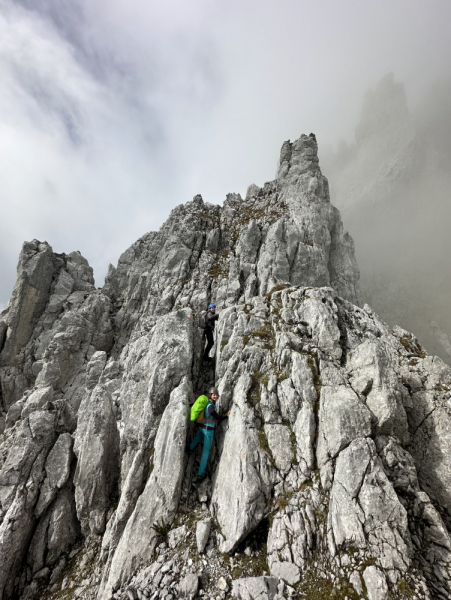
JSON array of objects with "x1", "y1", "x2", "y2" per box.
[
  {"x1": 185, "y1": 442, "x2": 194, "y2": 455},
  {"x1": 197, "y1": 473, "x2": 208, "y2": 483}
]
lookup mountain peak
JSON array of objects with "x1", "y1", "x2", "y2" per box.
[{"x1": 356, "y1": 72, "x2": 410, "y2": 143}]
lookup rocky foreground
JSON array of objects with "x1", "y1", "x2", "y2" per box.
[{"x1": 1, "y1": 134, "x2": 451, "y2": 600}]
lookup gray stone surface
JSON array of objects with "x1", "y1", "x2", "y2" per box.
[
  {"x1": 85, "y1": 351, "x2": 107, "y2": 390},
  {"x1": 329, "y1": 438, "x2": 411, "y2": 571},
  {"x1": 264, "y1": 424, "x2": 292, "y2": 474},
  {"x1": 0, "y1": 133, "x2": 451, "y2": 600},
  {"x1": 211, "y1": 374, "x2": 272, "y2": 554},
  {"x1": 347, "y1": 338, "x2": 409, "y2": 441},
  {"x1": 316, "y1": 384, "x2": 372, "y2": 467},
  {"x1": 349, "y1": 570, "x2": 363, "y2": 595},
  {"x1": 363, "y1": 565, "x2": 389, "y2": 600},
  {"x1": 21, "y1": 385, "x2": 54, "y2": 419},
  {"x1": 196, "y1": 518, "x2": 211, "y2": 553},
  {"x1": 73, "y1": 384, "x2": 120, "y2": 535},
  {"x1": 99, "y1": 380, "x2": 189, "y2": 598},
  {"x1": 217, "y1": 576, "x2": 228, "y2": 591},
  {"x1": 168, "y1": 525, "x2": 186, "y2": 549},
  {"x1": 231, "y1": 576, "x2": 278, "y2": 600},
  {"x1": 28, "y1": 480, "x2": 79, "y2": 573},
  {"x1": 0, "y1": 410, "x2": 57, "y2": 599},
  {"x1": 269, "y1": 561, "x2": 300, "y2": 585},
  {"x1": 177, "y1": 573, "x2": 199, "y2": 599},
  {"x1": 0, "y1": 241, "x2": 55, "y2": 371},
  {"x1": 35, "y1": 432, "x2": 73, "y2": 518}
]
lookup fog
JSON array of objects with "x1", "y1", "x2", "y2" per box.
[
  {"x1": 322, "y1": 74, "x2": 451, "y2": 360},
  {"x1": 1, "y1": 1, "x2": 451, "y2": 352}
]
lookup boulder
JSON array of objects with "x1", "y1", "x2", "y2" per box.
[
  {"x1": 363, "y1": 565, "x2": 389, "y2": 600},
  {"x1": 269, "y1": 561, "x2": 300, "y2": 585},
  {"x1": 196, "y1": 518, "x2": 212, "y2": 553},
  {"x1": 178, "y1": 574, "x2": 199, "y2": 599},
  {"x1": 231, "y1": 577, "x2": 279, "y2": 600}
]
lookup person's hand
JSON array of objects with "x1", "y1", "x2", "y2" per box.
[{"x1": 226, "y1": 410, "x2": 231, "y2": 417}]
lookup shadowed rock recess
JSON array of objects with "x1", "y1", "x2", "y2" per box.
[{"x1": 0, "y1": 134, "x2": 450, "y2": 600}]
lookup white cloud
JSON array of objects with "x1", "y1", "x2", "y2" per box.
[{"x1": 1, "y1": 0, "x2": 450, "y2": 306}]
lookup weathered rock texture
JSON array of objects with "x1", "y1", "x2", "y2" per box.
[{"x1": 0, "y1": 133, "x2": 450, "y2": 600}]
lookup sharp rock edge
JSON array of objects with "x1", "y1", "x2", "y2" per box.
[{"x1": 0, "y1": 134, "x2": 450, "y2": 600}]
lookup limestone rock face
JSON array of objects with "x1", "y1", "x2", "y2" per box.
[
  {"x1": 0, "y1": 134, "x2": 451, "y2": 600},
  {"x1": 34, "y1": 432, "x2": 73, "y2": 518},
  {"x1": 0, "y1": 241, "x2": 56, "y2": 369},
  {"x1": 99, "y1": 380, "x2": 189, "y2": 598},
  {"x1": 103, "y1": 133, "x2": 360, "y2": 334},
  {"x1": 232, "y1": 576, "x2": 279, "y2": 599},
  {"x1": 73, "y1": 383, "x2": 120, "y2": 536}
]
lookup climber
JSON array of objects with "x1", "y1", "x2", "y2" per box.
[
  {"x1": 203, "y1": 303, "x2": 218, "y2": 362},
  {"x1": 188, "y1": 386, "x2": 231, "y2": 482}
]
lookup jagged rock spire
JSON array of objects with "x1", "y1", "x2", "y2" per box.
[{"x1": 1, "y1": 136, "x2": 450, "y2": 600}]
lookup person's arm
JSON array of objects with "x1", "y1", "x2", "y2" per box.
[
  {"x1": 210, "y1": 408, "x2": 228, "y2": 422},
  {"x1": 206, "y1": 312, "x2": 219, "y2": 325},
  {"x1": 209, "y1": 402, "x2": 231, "y2": 421}
]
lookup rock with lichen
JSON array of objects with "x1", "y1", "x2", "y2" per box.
[{"x1": 0, "y1": 133, "x2": 450, "y2": 600}]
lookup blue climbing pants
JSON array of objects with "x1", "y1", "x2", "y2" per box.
[{"x1": 190, "y1": 427, "x2": 214, "y2": 477}]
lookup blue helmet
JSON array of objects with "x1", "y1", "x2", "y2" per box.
[{"x1": 208, "y1": 303, "x2": 216, "y2": 309}]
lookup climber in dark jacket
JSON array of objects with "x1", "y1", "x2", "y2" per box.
[{"x1": 203, "y1": 303, "x2": 218, "y2": 362}]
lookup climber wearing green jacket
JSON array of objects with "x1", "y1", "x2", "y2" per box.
[{"x1": 188, "y1": 386, "x2": 231, "y2": 481}]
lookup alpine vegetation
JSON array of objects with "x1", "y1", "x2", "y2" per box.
[{"x1": 1, "y1": 134, "x2": 451, "y2": 600}]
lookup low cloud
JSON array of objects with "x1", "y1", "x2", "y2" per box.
[{"x1": 1, "y1": 0, "x2": 450, "y2": 307}]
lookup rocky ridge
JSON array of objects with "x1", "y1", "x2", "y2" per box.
[{"x1": 1, "y1": 134, "x2": 451, "y2": 600}]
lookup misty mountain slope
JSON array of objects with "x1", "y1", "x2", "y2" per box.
[
  {"x1": 1, "y1": 135, "x2": 451, "y2": 600},
  {"x1": 322, "y1": 73, "x2": 451, "y2": 365}
]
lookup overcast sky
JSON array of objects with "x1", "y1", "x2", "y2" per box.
[{"x1": 1, "y1": 0, "x2": 450, "y2": 307}]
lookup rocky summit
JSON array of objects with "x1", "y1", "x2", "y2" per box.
[{"x1": 1, "y1": 134, "x2": 451, "y2": 600}]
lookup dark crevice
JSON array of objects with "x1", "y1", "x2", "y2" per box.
[
  {"x1": 193, "y1": 335, "x2": 216, "y2": 398},
  {"x1": 410, "y1": 407, "x2": 437, "y2": 437},
  {"x1": 361, "y1": 378, "x2": 373, "y2": 398},
  {"x1": 205, "y1": 279, "x2": 213, "y2": 307},
  {"x1": 335, "y1": 297, "x2": 349, "y2": 367},
  {"x1": 0, "y1": 322, "x2": 7, "y2": 355},
  {"x1": 235, "y1": 517, "x2": 270, "y2": 555},
  {"x1": 253, "y1": 225, "x2": 265, "y2": 266},
  {"x1": 238, "y1": 270, "x2": 246, "y2": 300}
]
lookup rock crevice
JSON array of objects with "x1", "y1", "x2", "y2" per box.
[{"x1": 0, "y1": 134, "x2": 450, "y2": 600}]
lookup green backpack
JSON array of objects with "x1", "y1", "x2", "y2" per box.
[{"x1": 190, "y1": 394, "x2": 210, "y2": 422}]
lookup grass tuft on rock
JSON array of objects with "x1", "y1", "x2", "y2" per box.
[
  {"x1": 258, "y1": 430, "x2": 275, "y2": 466},
  {"x1": 399, "y1": 337, "x2": 426, "y2": 358},
  {"x1": 150, "y1": 518, "x2": 172, "y2": 542},
  {"x1": 397, "y1": 579, "x2": 414, "y2": 598},
  {"x1": 264, "y1": 283, "x2": 292, "y2": 298},
  {"x1": 298, "y1": 570, "x2": 360, "y2": 600}
]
